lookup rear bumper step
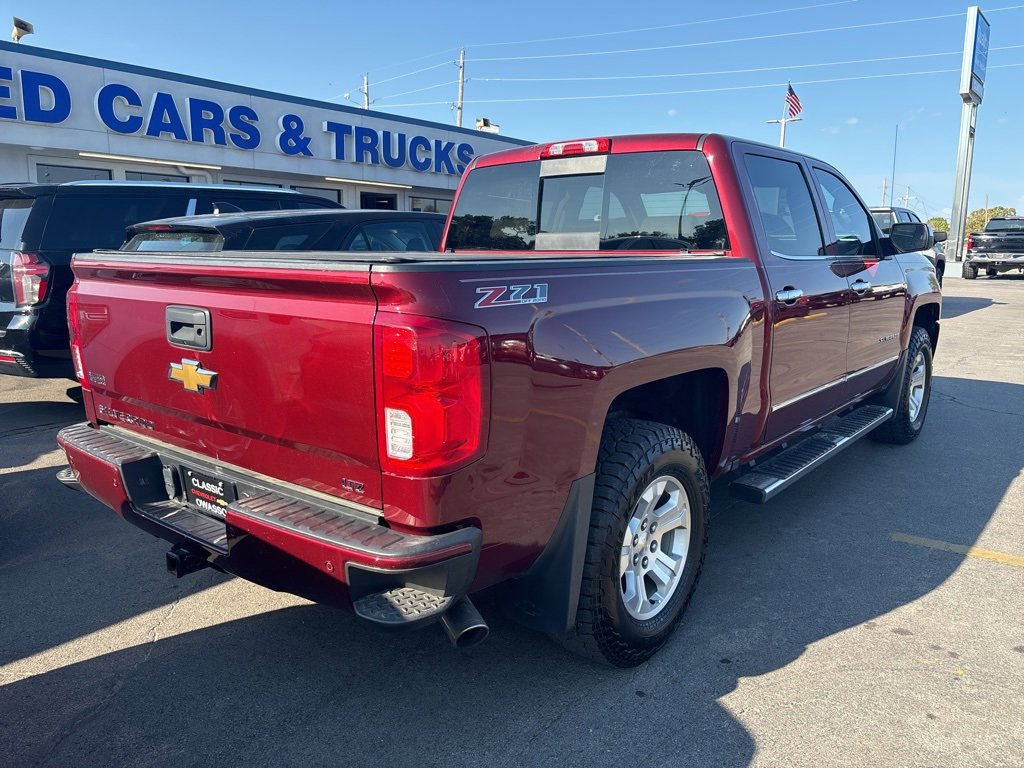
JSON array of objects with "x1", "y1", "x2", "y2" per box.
[
  {"x1": 731, "y1": 405, "x2": 893, "y2": 504},
  {"x1": 57, "y1": 422, "x2": 481, "y2": 628}
]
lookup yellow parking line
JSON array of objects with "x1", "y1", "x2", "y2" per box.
[{"x1": 890, "y1": 532, "x2": 1024, "y2": 569}]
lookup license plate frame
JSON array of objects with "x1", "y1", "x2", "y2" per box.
[{"x1": 182, "y1": 466, "x2": 237, "y2": 518}]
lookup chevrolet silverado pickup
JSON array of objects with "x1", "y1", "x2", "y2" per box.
[
  {"x1": 963, "y1": 216, "x2": 1024, "y2": 279},
  {"x1": 57, "y1": 134, "x2": 942, "y2": 667}
]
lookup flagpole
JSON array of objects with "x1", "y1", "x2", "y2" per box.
[{"x1": 767, "y1": 84, "x2": 802, "y2": 148}]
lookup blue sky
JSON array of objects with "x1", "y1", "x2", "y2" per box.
[{"x1": 8, "y1": 0, "x2": 1023, "y2": 218}]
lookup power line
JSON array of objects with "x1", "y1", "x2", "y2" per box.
[
  {"x1": 326, "y1": 61, "x2": 453, "y2": 102},
  {"x1": 474, "y1": 46, "x2": 1024, "y2": 83},
  {"x1": 471, "y1": 6, "x2": 1024, "y2": 63},
  {"x1": 355, "y1": 0, "x2": 856, "y2": 75},
  {"x1": 465, "y1": 0, "x2": 858, "y2": 49},
  {"x1": 376, "y1": 80, "x2": 460, "y2": 101},
  {"x1": 383, "y1": 62, "x2": 1024, "y2": 107}
]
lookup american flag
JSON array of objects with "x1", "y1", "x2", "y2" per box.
[{"x1": 786, "y1": 83, "x2": 803, "y2": 118}]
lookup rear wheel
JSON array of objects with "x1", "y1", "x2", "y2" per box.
[
  {"x1": 963, "y1": 263, "x2": 977, "y2": 280},
  {"x1": 871, "y1": 326, "x2": 933, "y2": 445},
  {"x1": 562, "y1": 419, "x2": 709, "y2": 667}
]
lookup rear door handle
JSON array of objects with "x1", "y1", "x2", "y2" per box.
[
  {"x1": 774, "y1": 288, "x2": 803, "y2": 304},
  {"x1": 851, "y1": 280, "x2": 872, "y2": 294}
]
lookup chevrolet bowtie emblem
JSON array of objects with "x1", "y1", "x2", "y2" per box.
[{"x1": 168, "y1": 359, "x2": 218, "y2": 394}]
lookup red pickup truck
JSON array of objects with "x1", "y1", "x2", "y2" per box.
[{"x1": 58, "y1": 134, "x2": 941, "y2": 667}]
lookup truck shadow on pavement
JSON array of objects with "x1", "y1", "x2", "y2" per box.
[
  {"x1": 1, "y1": 375, "x2": 1021, "y2": 767},
  {"x1": 939, "y1": 296, "x2": 1001, "y2": 320}
]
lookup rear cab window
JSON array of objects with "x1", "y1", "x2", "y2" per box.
[
  {"x1": 42, "y1": 194, "x2": 190, "y2": 250},
  {"x1": 447, "y1": 150, "x2": 729, "y2": 253},
  {"x1": 123, "y1": 231, "x2": 224, "y2": 252}
]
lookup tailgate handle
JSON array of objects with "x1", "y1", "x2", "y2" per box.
[{"x1": 166, "y1": 306, "x2": 212, "y2": 351}]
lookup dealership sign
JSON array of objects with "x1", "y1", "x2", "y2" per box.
[{"x1": 0, "y1": 45, "x2": 528, "y2": 180}]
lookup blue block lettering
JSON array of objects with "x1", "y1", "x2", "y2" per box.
[
  {"x1": 146, "y1": 92, "x2": 187, "y2": 140},
  {"x1": 324, "y1": 121, "x2": 353, "y2": 160},
  {"x1": 188, "y1": 98, "x2": 227, "y2": 145},
  {"x1": 228, "y1": 105, "x2": 260, "y2": 150},
  {"x1": 21, "y1": 70, "x2": 72, "y2": 124},
  {"x1": 456, "y1": 143, "x2": 474, "y2": 174},
  {"x1": 0, "y1": 67, "x2": 16, "y2": 120},
  {"x1": 409, "y1": 135, "x2": 432, "y2": 172},
  {"x1": 433, "y1": 140, "x2": 457, "y2": 175},
  {"x1": 96, "y1": 83, "x2": 143, "y2": 134},
  {"x1": 354, "y1": 127, "x2": 380, "y2": 164},
  {"x1": 381, "y1": 131, "x2": 406, "y2": 168}
]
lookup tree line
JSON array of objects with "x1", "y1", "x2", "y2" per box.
[{"x1": 927, "y1": 206, "x2": 1017, "y2": 234}]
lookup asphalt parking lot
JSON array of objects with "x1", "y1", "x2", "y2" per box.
[{"x1": 1, "y1": 271, "x2": 1022, "y2": 768}]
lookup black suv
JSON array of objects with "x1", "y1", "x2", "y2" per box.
[
  {"x1": 123, "y1": 209, "x2": 446, "y2": 254},
  {"x1": 0, "y1": 181, "x2": 340, "y2": 378}
]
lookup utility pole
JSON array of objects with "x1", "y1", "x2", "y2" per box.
[
  {"x1": 881, "y1": 177, "x2": 889, "y2": 208},
  {"x1": 455, "y1": 49, "x2": 466, "y2": 128},
  {"x1": 901, "y1": 185, "x2": 911, "y2": 208},
  {"x1": 361, "y1": 74, "x2": 369, "y2": 110}
]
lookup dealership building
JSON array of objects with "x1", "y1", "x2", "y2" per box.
[{"x1": 0, "y1": 41, "x2": 532, "y2": 211}]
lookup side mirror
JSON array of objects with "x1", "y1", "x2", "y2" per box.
[
  {"x1": 932, "y1": 230, "x2": 947, "y2": 243},
  {"x1": 889, "y1": 222, "x2": 932, "y2": 253}
]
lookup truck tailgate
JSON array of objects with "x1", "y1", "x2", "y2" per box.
[{"x1": 71, "y1": 253, "x2": 383, "y2": 508}]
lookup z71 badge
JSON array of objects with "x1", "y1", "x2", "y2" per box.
[{"x1": 474, "y1": 283, "x2": 549, "y2": 309}]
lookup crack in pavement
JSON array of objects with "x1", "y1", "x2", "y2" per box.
[
  {"x1": 31, "y1": 596, "x2": 183, "y2": 766},
  {"x1": 931, "y1": 388, "x2": 1024, "y2": 418}
]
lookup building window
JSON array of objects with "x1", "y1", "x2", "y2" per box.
[
  {"x1": 410, "y1": 196, "x2": 452, "y2": 214},
  {"x1": 125, "y1": 171, "x2": 189, "y2": 183},
  {"x1": 360, "y1": 191, "x2": 398, "y2": 210},
  {"x1": 223, "y1": 179, "x2": 282, "y2": 187},
  {"x1": 36, "y1": 164, "x2": 112, "y2": 183},
  {"x1": 291, "y1": 186, "x2": 342, "y2": 205}
]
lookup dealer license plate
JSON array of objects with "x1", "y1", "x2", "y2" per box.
[{"x1": 183, "y1": 467, "x2": 237, "y2": 518}]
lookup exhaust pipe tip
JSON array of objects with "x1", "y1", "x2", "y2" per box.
[{"x1": 440, "y1": 597, "x2": 489, "y2": 649}]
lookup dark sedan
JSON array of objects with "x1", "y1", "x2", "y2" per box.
[{"x1": 122, "y1": 209, "x2": 446, "y2": 253}]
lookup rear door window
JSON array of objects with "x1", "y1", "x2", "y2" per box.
[
  {"x1": 244, "y1": 222, "x2": 335, "y2": 250},
  {"x1": 41, "y1": 195, "x2": 190, "y2": 250},
  {"x1": 344, "y1": 220, "x2": 440, "y2": 252},
  {"x1": 0, "y1": 198, "x2": 35, "y2": 249},
  {"x1": 744, "y1": 155, "x2": 825, "y2": 256}
]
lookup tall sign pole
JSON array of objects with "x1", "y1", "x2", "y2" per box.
[{"x1": 949, "y1": 6, "x2": 990, "y2": 261}]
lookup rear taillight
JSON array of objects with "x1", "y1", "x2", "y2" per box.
[
  {"x1": 66, "y1": 287, "x2": 88, "y2": 388},
  {"x1": 540, "y1": 137, "x2": 611, "y2": 159},
  {"x1": 12, "y1": 252, "x2": 50, "y2": 306},
  {"x1": 374, "y1": 313, "x2": 489, "y2": 476},
  {"x1": 965, "y1": 234, "x2": 974, "y2": 251}
]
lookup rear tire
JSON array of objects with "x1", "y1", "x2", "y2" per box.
[
  {"x1": 986, "y1": 268, "x2": 998, "y2": 277},
  {"x1": 936, "y1": 262, "x2": 944, "y2": 287},
  {"x1": 561, "y1": 419, "x2": 709, "y2": 667},
  {"x1": 963, "y1": 263, "x2": 977, "y2": 280},
  {"x1": 871, "y1": 326, "x2": 933, "y2": 445}
]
